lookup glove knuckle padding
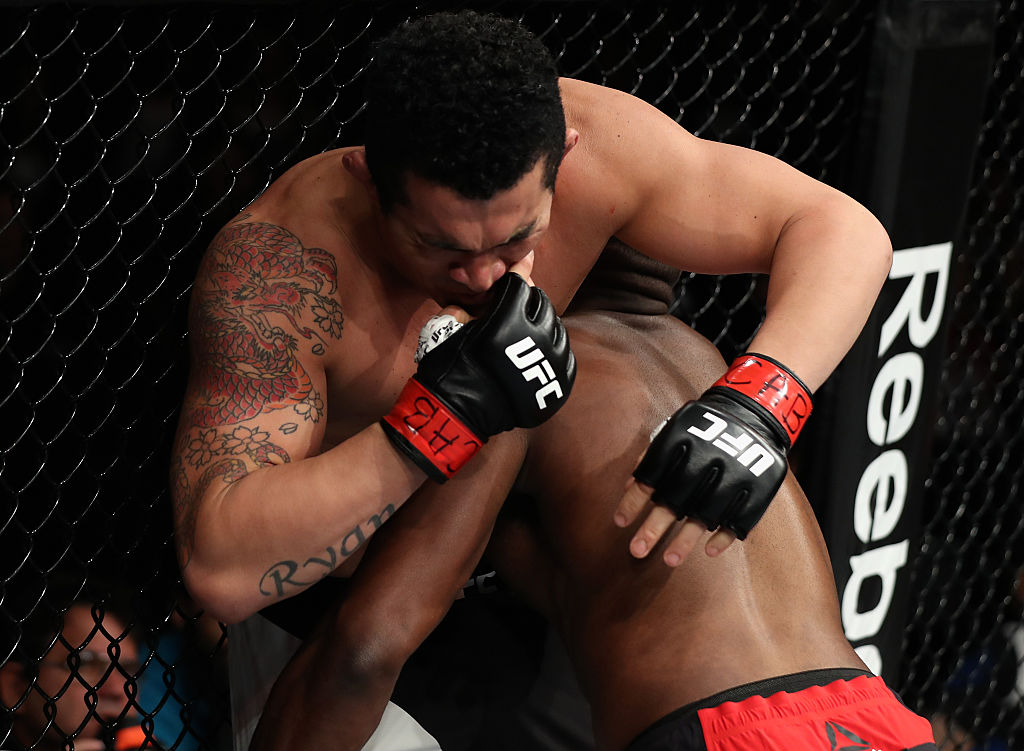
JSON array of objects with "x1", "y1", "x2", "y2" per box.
[
  {"x1": 527, "y1": 286, "x2": 555, "y2": 327},
  {"x1": 383, "y1": 275, "x2": 575, "y2": 483},
  {"x1": 416, "y1": 273, "x2": 575, "y2": 435},
  {"x1": 632, "y1": 353, "x2": 809, "y2": 538},
  {"x1": 633, "y1": 412, "x2": 690, "y2": 489},
  {"x1": 634, "y1": 399, "x2": 786, "y2": 539}
]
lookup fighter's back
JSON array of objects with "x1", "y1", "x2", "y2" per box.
[{"x1": 501, "y1": 311, "x2": 866, "y2": 750}]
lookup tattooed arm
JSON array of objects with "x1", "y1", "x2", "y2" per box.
[
  {"x1": 249, "y1": 430, "x2": 528, "y2": 751},
  {"x1": 171, "y1": 217, "x2": 427, "y2": 624}
]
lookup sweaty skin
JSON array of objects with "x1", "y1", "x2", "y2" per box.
[
  {"x1": 249, "y1": 304, "x2": 866, "y2": 751},
  {"x1": 491, "y1": 311, "x2": 866, "y2": 750},
  {"x1": 172, "y1": 77, "x2": 891, "y2": 624}
]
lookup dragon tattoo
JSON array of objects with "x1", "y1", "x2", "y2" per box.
[{"x1": 173, "y1": 218, "x2": 344, "y2": 565}]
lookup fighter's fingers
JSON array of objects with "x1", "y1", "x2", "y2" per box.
[
  {"x1": 705, "y1": 527, "x2": 739, "y2": 557},
  {"x1": 614, "y1": 477, "x2": 654, "y2": 528},
  {"x1": 628, "y1": 505, "x2": 677, "y2": 559},
  {"x1": 508, "y1": 249, "x2": 536, "y2": 285},
  {"x1": 415, "y1": 309, "x2": 471, "y2": 363},
  {"x1": 435, "y1": 305, "x2": 472, "y2": 324},
  {"x1": 662, "y1": 518, "x2": 709, "y2": 567}
]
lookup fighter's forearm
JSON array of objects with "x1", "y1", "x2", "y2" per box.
[
  {"x1": 248, "y1": 618, "x2": 397, "y2": 751},
  {"x1": 249, "y1": 431, "x2": 528, "y2": 751},
  {"x1": 248, "y1": 565, "x2": 450, "y2": 751},
  {"x1": 176, "y1": 423, "x2": 426, "y2": 624},
  {"x1": 752, "y1": 191, "x2": 892, "y2": 392}
]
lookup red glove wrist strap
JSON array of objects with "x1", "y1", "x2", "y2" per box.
[
  {"x1": 382, "y1": 379, "x2": 483, "y2": 479},
  {"x1": 712, "y1": 353, "x2": 813, "y2": 445}
]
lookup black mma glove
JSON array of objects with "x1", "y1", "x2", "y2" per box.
[
  {"x1": 382, "y1": 273, "x2": 576, "y2": 482},
  {"x1": 633, "y1": 353, "x2": 812, "y2": 538}
]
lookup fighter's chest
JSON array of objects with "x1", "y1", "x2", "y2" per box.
[{"x1": 320, "y1": 292, "x2": 436, "y2": 440}]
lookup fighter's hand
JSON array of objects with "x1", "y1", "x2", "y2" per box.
[
  {"x1": 615, "y1": 353, "x2": 812, "y2": 565},
  {"x1": 507, "y1": 248, "x2": 536, "y2": 285},
  {"x1": 382, "y1": 258, "x2": 575, "y2": 482},
  {"x1": 615, "y1": 479, "x2": 738, "y2": 565},
  {"x1": 411, "y1": 251, "x2": 537, "y2": 363}
]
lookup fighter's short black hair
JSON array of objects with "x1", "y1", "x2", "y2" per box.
[{"x1": 364, "y1": 10, "x2": 566, "y2": 212}]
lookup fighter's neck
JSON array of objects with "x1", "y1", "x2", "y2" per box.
[{"x1": 568, "y1": 238, "x2": 681, "y2": 316}]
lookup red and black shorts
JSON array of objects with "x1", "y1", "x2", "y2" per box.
[{"x1": 625, "y1": 668, "x2": 937, "y2": 751}]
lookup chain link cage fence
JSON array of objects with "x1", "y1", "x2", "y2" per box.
[
  {"x1": 0, "y1": 0, "x2": 1020, "y2": 748},
  {"x1": 901, "y1": 0, "x2": 1024, "y2": 746}
]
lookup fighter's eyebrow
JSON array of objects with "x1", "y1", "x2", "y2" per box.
[
  {"x1": 417, "y1": 220, "x2": 538, "y2": 252},
  {"x1": 501, "y1": 220, "x2": 538, "y2": 245},
  {"x1": 416, "y1": 233, "x2": 469, "y2": 252}
]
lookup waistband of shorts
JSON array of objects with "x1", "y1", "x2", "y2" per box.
[{"x1": 628, "y1": 667, "x2": 874, "y2": 747}]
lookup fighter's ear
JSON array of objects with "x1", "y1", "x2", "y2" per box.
[{"x1": 563, "y1": 128, "x2": 580, "y2": 158}]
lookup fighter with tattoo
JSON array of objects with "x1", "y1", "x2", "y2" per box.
[
  {"x1": 173, "y1": 216, "x2": 340, "y2": 573},
  {"x1": 172, "y1": 212, "x2": 566, "y2": 614},
  {"x1": 169, "y1": 10, "x2": 892, "y2": 750},
  {"x1": 248, "y1": 246, "x2": 936, "y2": 751}
]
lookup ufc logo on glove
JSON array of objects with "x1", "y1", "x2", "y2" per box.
[
  {"x1": 633, "y1": 352, "x2": 812, "y2": 538},
  {"x1": 382, "y1": 274, "x2": 576, "y2": 482},
  {"x1": 504, "y1": 336, "x2": 564, "y2": 410},
  {"x1": 685, "y1": 412, "x2": 778, "y2": 477}
]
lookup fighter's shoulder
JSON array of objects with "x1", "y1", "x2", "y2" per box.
[
  {"x1": 559, "y1": 77, "x2": 639, "y2": 119},
  {"x1": 191, "y1": 152, "x2": 359, "y2": 338},
  {"x1": 246, "y1": 148, "x2": 357, "y2": 220},
  {"x1": 560, "y1": 78, "x2": 701, "y2": 171},
  {"x1": 561, "y1": 77, "x2": 694, "y2": 135},
  {"x1": 559, "y1": 79, "x2": 702, "y2": 215},
  {"x1": 201, "y1": 149, "x2": 364, "y2": 276}
]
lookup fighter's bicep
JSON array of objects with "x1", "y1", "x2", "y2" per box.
[
  {"x1": 172, "y1": 368, "x2": 325, "y2": 498},
  {"x1": 179, "y1": 292, "x2": 330, "y2": 462},
  {"x1": 170, "y1": 354, "x2": 328, "y2": 567},
  {"x1": 172, "y1": 218, "x2": 342, "y2": 534},
  {"x1": 584, "y1": 89, "x2": 795, "y2": 274}
]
